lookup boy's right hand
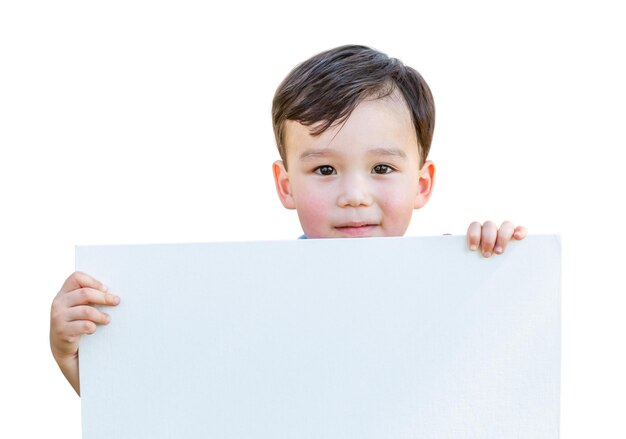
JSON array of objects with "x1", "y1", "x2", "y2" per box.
[{"x1": 50, "y1": 271, "x2": 120, "y2": 395}]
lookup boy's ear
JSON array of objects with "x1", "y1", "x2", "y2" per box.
[
  {"x1": 414, "y1": 160, "x2": 436, "y2": 209},
  {"x1": 272, "y1": 160, "x2": 296, "y2": 210}
]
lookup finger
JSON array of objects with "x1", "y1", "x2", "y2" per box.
[
  {"x1": 480, "y1": 221, "x2": 498, "y2": 257},
  {"x1": 62, "y1": 288, "x2": 120, "y2": 308},
  {"x1": 58, "y1": 271, "x2": 108, "y2": 296},
  {"x1": 65, "y1": 306, "x2": 111, "y2": 325},
  {"x1": 63, "y1": 320, "x2": 98, "y2": 338},
  {"x1": 467, "y1": 222, "x2": 482, "y2": 250},
  {"x1": 494, "y1": 221, "x2": 515, "y2": 254},
  {"x1": 513, "y1": 225, "x2": 528, "y2": 240}
]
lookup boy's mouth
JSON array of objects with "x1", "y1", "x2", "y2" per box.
[{"x1": 334, "y1": 222, "x2": 379, "y2": 236}]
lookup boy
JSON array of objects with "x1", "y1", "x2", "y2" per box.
[{"x1": 50, "y1": 45, "x2": 526, "y2": 395}]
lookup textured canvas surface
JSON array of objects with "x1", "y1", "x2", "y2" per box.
[{"x1": 77, "y1": 235, "x2": 560, "y2": 438}]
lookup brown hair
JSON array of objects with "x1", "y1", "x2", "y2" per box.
[{"x1": 272, "y1": 45, "x2": 435, "y2": 168}]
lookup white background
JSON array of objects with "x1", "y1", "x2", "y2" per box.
[{"x1": 0, "y1": 1, "x2": 623, "y2": 437}]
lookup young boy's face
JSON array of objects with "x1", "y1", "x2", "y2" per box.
[{"x1": 273, "y1": 93, "x2": 435, "y2": 239}]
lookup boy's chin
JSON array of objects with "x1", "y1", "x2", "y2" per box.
[{"x1": 305, "y1": 224, "x2": 406, "y2": 239}]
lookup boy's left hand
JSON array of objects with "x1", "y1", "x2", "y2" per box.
[{"x1": 467, "y1": 221, "x2": 527, "y2": 258}]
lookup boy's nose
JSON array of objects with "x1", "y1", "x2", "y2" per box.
[{"x1": 337, "y1": 175, "x2": 373, "y2": 207}]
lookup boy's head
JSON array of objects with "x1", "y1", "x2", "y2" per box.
[{"x1": 271, "y1": 45, "x2": 436, "y2": 239}]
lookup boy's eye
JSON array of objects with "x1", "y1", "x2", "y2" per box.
[
  {"x1": 314, "y1": 165, "x2": 336, "y2": 176},
  {"x1": 372, "y1": 164, "x2": 394, "y2": 174}
]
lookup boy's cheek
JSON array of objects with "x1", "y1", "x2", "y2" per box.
[
  {"x1": 378, "y1": 191, "x2": 418, "y2": 233},
  {"x1": 295, "y1": 194, "x2": 331, "y2": 238},
  {"x1": 378, "y1": 188, "x2": 415, "y2": 213}
]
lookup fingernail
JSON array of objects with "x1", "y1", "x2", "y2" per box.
[
  {"x1": 470, "y1": 245, "x2": 477, "y2": 251},
  {"x1": 483, "y1": 251, "x2": 491, "y2": 257},
  {"x1": 102, "y1": 284, "x2": 109, "y2": 292},
  {"x1": 104, "y1": 313, "x2": 111, "y2": 324},
  {"x1": 495, "y1": 246, "x2": 503, "y2": 254}
]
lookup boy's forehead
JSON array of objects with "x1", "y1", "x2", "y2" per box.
[{"x1": 282, "y1": 95, "x2": 418, "y2": 159}]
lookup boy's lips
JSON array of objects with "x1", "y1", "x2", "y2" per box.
[{"x1": 334, "y1": 222, "x2": 380, "y2": 236}]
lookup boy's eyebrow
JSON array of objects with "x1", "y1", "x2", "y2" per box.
[
  {"x1": 299, "y1": 147, "x2": 407, "y2": 160},
  {"x1": 368, "y1": 147, "x2": 407, "y2": 159},
  {"x1": 299, "y1": 148, "x2": 336, "y2": 160}
]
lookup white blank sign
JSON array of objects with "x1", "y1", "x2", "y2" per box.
[{"x1": 76, "y1": 235, "x2": 560, "y2": 439}]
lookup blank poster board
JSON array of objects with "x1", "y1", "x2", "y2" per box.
[{"x1": 76, "y1": 235, "x2": 560, "y2": 439}]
